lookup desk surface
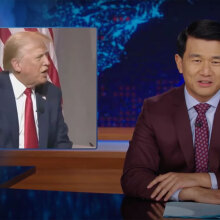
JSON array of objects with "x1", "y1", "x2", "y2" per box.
[
  {"x1": 0, "y1": 188, "x2": 124, "y2": 219},
  {"x1": 0, "y1": 166, "x2": 35, "y2": 188},
  {"x1": 121, "y1": 197, "x2": 200, "y2": 220},
  {"x1": 0, "y1": 188, "x2": 200, "y2": 220}
]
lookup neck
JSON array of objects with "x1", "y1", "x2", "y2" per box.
[{"x1": 12, "y1": 72, "x2": 35, "y2": 89}]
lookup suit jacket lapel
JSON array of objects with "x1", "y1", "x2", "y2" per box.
[
  {"x1": 36, "y1": 90, "x2": 48, "y2": 149},
  {"x1": 173, "y1": 86, "x2": 195, "y2": 170},
  {"x1": 0, "y1": 72, "x2": 19, "y2": 148},
  {"x1": 209, "y1": 102, "x2": 220, "y2": 171}
]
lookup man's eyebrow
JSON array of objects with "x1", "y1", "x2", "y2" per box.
[
  {"x1": 188, "y1": 54, "x2": 201, "y2": 58},
  {"x1": 212, "y1": 56, "x2": 220, "y2": 59},
  {"x1": 188, "y1": 54, "x2": 220, "y2": 59}
]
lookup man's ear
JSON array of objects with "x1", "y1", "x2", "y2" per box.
[
  {"x1": 175, "y1": 54, "x2": 183, "y2": 74},
  {"x1": 11, "y1": 58, "x2": 21, "y2": 73}
]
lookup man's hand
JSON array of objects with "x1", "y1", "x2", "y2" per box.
[
  {"x1": 147, "y1": 172, "x2": 211, "y2": 201},
  {"x1": 179, "y1": 187, "x2": 220, "y2": 204}
]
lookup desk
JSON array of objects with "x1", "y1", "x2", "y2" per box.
[
  {"x1": 121, "y1": 197, "x2": 200, "y2": 220},
  {"x1": 0, "y1": 163, "x2": 199, "y2": 219},
  {"x1": 0, "y1": 151, "x2": 205, "y2": 219},
  {"x1": 0, "y1": 150, "x2": 125, "y2": 194},
  {"x1": 0, "y1": 166, "x2": 35, "y2": 188},
  {"x1": 0, "y1": 189, "x2": 201, "y2": 220},
  {"x1": 0, "y1": 188, "x2": 124, "y2": 219}
]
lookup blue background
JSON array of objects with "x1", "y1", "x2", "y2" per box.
[{"x1": 1, "y1": 0, "x2": 220, "y2": 127}]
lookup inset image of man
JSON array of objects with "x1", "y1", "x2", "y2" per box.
[{"x1": 0, "y1": 31, "x2": 72, "y2": 149}]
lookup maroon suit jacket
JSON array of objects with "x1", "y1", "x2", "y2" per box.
[{"x1": 121, "y1": 85, "x2": 220, "y2": 199}]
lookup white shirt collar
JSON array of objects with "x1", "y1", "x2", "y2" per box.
[
  {"x1": 9, "y1": 73, "x2": 34, "y2": 99},
  {"x1": 184, "y1": 86, "x2": 220, "y2": 110}
]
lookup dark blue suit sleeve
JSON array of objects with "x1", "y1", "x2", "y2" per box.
[
  {"x1": 55, "y1": 96, "x2": 73, "y2": 149},
  {"x1": 36, "y1": 82, "x2": 73, "y2": 149}
]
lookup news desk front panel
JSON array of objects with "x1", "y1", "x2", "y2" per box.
[
  {"x1": 0, "y1": 150, "x2": 125, "y2": 194},
  {"x1": 0, "y1": 151, "x2": 196, "y2": 220}
]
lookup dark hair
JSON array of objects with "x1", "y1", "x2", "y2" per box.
[{"x1": 177, "y1": 19, "x2": 220, "y2": 57}]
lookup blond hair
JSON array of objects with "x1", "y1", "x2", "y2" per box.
[{"x1": 3, "y1": 31, "x2": 51, "y2": 71}]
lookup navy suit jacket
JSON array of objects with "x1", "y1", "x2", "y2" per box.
[
  {"x1": 0, "y1": 71, "x2": 72, "y2": 149},
  {"x1": 121, "y1": 85, "x2": 220, "y2": 199}
]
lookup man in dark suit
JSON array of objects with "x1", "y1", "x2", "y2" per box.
[
  {"x1": 0, "y1": 31, "x2": 72, "y2": 149},
  {"x1": 121, "y1": 19, "x2": 220, "y2": 203}
]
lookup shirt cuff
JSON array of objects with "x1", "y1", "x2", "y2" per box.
[
  {"x1": 209, "y1": 172, "x2": 218, "y2": 189},
  {"x1": 169, "y1": 189, "x2": 181, "y2": 201}
]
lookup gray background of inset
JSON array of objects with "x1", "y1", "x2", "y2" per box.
[{"x1": 53, "y1": 28, "x2": 97, "y2": 147}]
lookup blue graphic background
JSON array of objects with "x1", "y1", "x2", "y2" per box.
[{"x1": 0, "y1": 0, "x2": 220, "y2": 127}]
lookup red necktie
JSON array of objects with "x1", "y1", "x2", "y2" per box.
[
  {"x1": 194, "y1": 103, "x2": 211, "y2": 172},
  {"x1": 24, "y1": 88, "x2": 38, "y2": 148}
]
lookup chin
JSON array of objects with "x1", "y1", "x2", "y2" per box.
[
  {"x1": 41, "y1": 80, "x2": 47, "y2": 85},
  {"x1": 37, "y1": 79, "x2": 47, "y2": 86}
]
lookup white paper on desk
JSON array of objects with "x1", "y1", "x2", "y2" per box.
[{"x1": 163, "y1": 202, "x2": 220, "y2": 219}]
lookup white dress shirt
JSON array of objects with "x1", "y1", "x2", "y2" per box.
[
  {"x1": 9, "y1": 73, "x2": 39, "y2": 148},
  {"x1": 171, "y1": 86, "x2": 220, "y2": 201}
]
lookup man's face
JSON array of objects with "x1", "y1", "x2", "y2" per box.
[
  {"x1": 175, "y1": 37, "x2": 220, "y2": 102},
  {"x1": 13, "y1": 40, "x2": 50, "y2": 88}
]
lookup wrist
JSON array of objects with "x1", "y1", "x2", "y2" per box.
[
  {"x1": 194, "y1": 173, "x2": 211, "y2": 188},
  {"x1": 200, "y1": 173, "x2": 212, "y2": 188},
  {"x1": 179, "y1": 188, "x2": 194, "y2": 201}
]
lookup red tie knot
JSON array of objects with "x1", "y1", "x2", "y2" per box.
[
  {"x1": 24, "y1": 88, "x2": 32, "y2": 96},
  {"x1": 194, "y1": 103, "x2": 211, "y2": 115}
]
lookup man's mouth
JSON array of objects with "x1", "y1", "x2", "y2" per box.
[
  {"x1": 41, "y1": 69, "x2": 48, "y2": 74},
  {"x1": 198, "y1": 80, "x2": 213, "y2": 86}
]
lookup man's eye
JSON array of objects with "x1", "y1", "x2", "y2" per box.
[
  {"x1": 192, "y1": 59, "x2": 201, "y2": 63},
  {"x1": 36, "y1": 55, "x2": 43, "y2": 59},
  {"x1": 212, "y1": 61, "x2": 220, "y2": 64}
]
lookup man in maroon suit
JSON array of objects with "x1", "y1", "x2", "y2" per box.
[{"x1": 121, "y1": 19, "x2": 220, "y2": 203}]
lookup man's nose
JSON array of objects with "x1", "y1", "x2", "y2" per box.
[
  {"x1": 200, "y1": 61, "x2": 212, "y2": 76},
  {"x1": 43, "y1": 55, "x2": 50, "y2": 66}
]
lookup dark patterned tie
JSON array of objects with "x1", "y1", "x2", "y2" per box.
[
  {"x1": 194, "y1": 103, "x2": 211, "y2": 172},
  {"x1": 24, "y1": 88, "x2": 38, "y2": 148}
]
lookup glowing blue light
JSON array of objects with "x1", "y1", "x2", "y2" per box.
[{"x1": 45, "y1": 0, "x2": 166, "y2": 74}]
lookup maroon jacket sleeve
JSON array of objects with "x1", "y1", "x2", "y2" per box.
[{"x1": 121, "y1": 99, "x2": 161, "y2": 200}]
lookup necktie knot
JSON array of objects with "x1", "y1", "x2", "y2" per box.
[
  {"x1": 194, "y1": 103, "x2": 211, "y2": 115},
  {"x1": 24, "y1": 88, "x2": 32, "y2": 97}
]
